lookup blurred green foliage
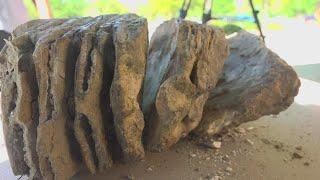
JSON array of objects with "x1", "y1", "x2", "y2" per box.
[
  {"x1": 222, "y1": 24, "x2": 243, "y2": 35},
  {"x1": 23, "y1": 0, "x2": 320, "y2": 19},
  {"x1": 50, "y1": 0, "x2": 88, "y2": 18},
  {"x1": 138, "y1": 0, "x2": 237, "y2": 19},
  {"x1": 48, "y1": 0, "x2": 127, "y2": 18},
  {"x1": 23, "y1": 0, "x2": 38, "y2": 18},
  {"x1": 23, "y1": 0, "x2": 319, "y2": 19},
  {"x1": 259, "y1": 0, "x2": 319, "y2": 17}
]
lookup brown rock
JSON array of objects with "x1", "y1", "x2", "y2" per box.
[
  {"x1": 194, "y1": 31, "x2": 300, "y2": 137},
  {"x1": 0, "y1": 14, "x2": 148, "y2": 179},
  {"x1": 142, "y1": 19, "x2": 229, "y2": 151}
]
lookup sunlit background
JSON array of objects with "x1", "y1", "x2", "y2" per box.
[
  {"x1": 7, "y1": 0, "x2": 318, "y2": 66},
  {"x1": 1, "y1": 0, "x2": 319, "y2": 30}
]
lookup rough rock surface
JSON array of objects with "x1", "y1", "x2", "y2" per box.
[
  {"x1": 0, "y1": 30, "x2": 11, "y2": 89},
  {"x1": 110, "y1": 15, "x2": 148, "y2": 162},
  {"x1": 74, "y1": 33, "x2": 113, "y2": 174},
  {"x1": 0, "y1": 14, "x2": 148, "y2": 179},
  {"x1": 0, "y1": 34, "x2": 42, "y2": 179},
  {"x1": 142, "y1": 19, "x2": 229, "y2": 152},
  {"x1": 194, "y1": 31, "x2": 301, "y2": 137},
  {"x1": 0, "y1": 30, "x2": 10, "y2": 50}
]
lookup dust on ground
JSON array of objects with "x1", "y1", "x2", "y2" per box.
[{"x1": 73, "y1": 99, "x2": 320, "y2": 180}]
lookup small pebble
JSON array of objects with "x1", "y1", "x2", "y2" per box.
[
  {"x1": 235, "y1": 127, "x2": 246, "y2": 134},
  {"x1": 222, "y1": 155, "x2": 230, "y2": 162},
  {"x1": 246, "y1": 127, "x2": 255, "y2": 131},
  {"x1": 125, "y1": 174, "x2": 135, "y2": 180},
  {"x1": 295, "y1": 146, "x2": 303, "y2": 151},
  {"x1": 213, "y1": 141, "x2": 222, "y2": 149},
  {"x1": 261, "y1": 138, "x2": 271, "y2": 144},
  {"x1": 190, "y1": 153, "x2": 197, "y2": 158},
  {"x1": 232, "y1": 150, "x2": 237, "y2": 156},
  {"x1": 292, "y1": 152, "x2": 303, "y2": 159},
  {"x1": 146, "y1": 166, "x2": 153, "y2": 171},
  {"x1": 304, "y1": 162, "x2": 310, "y2": 166},
  {"x1": 246, "y1": 139, "x2": 254, "y2": 145},
  {"x1": 225, "y1": 167, "x2": 233, "y2": 172}
]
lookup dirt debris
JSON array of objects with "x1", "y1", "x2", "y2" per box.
[{"x1": 292, "y1": 152, "x2": 304, "y2": 159}]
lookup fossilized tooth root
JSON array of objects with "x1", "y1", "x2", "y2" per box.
[
  {"x1": 0, "y1": 42, "x2": 28, "y2": 177},
  {"x1": 74, "y1": 33, "x2": 113, "y2": 174},
  {"x1": 142, "y1": 19, "x2": 229, "y2": 152},
  {"x1": 110, "y1": 15, "x2": 148, "y2": 162},
  {"x1": 14, "y1": 46, "x2": 41, "y2": 179},
  {"x1": 193, "y1": 31, "x2": 301, "y2": 137},
  {"x1": 34, "y1": 35, "x2": 80, "y2": 180},
  {"x1": 0, "y1": 35, "x2": 42, "y2": 179}
]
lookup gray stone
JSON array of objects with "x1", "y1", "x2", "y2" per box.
[
  {"x1": 0, "y1": 30, "x2": 10, "y2": 50},
  {"x1": 194, "y1": 31, "x2": 300, "y2": 137}
]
